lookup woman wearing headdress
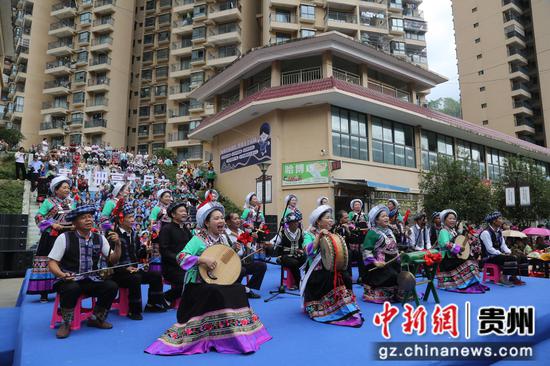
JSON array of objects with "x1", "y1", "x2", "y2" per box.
[
  {"x1": 283, "y1": 194, "x2": 301, "y2": 219},
  {"x1": 316, "y1": 196, "x2": 329, "y2": 207},
  {"x1": 145, "y1": 201, "x2": 271, "y2": 355},
  {"x1": 241, "y1": 192, "x2": 268, "y2": 259},
  {"x1": 361, "y1": 205, "x2": 402, "y2": 303},
  {"x1": 347, "y1": 199, "x2": 369, "y2": 278},
  {"x1": 436, "y1": 209, "x2": 488, "y2": 294},
  {"x1": 100, "y1": 182, "x2": 129, "y2": 231},
  {"x1": 148, "y1": 189, "x2": 173, "y2": 273},
  {"x1": 301, "y1": 205, "x2": 363, "y2": 327},
  {"x1": 429, "y1": 211, "x2": 442, "y2": 246},
  {"x1": 28, "y1": 176, "x2": 76, "y2": 302},
  {"x1": 387, "y1": 199, "x2": 405, "y2": 245}
]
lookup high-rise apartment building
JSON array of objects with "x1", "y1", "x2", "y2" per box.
[
  {"x1": 4, "y1": 0, "x2": 430, "y2": 159},
  {"x1": 452, "y1": 0, "x2": 550, "y2": 147}
]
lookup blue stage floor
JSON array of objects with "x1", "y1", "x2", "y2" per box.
[{"x1": 9, "y1": 265, "x2": 550, "y2": 366}]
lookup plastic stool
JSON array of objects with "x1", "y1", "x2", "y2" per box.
[
  {"x1": 163, "y1": 279, "x2": 181, "y2": 309},
  {"x1": 482, "y1": 263, "x2": 501, "y2": 284},
  {"x1": 111, "y1": 288, "x2": 129, "y2": 316},
  {"x1": 50, "y1": 294, "x2": 96, "y2": 331},
  {"x1": 283, "y1": 268, "x2": 296, "y2": 289}
]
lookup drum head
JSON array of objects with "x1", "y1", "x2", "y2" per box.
[
  {"x1": 320, "y1": 234, "x2": 348, "y2": 271},
  {"x1": 198, "y1": 245, "x2": 242, "y2": 285},
  {"x1": 397, "y1": 271, "x2": 416, "y2": 292}
]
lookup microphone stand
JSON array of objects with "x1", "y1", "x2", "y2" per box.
[{"x1": 264, "y1": 200, "x2": 300, "y2": 302}]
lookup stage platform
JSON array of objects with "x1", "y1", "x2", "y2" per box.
[{"x1": 6, "y1": 265, "x2": 550, "y2": 366}]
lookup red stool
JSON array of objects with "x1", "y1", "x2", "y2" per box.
[
  {"x1": 163, "y1": 279, "x2": 181, "y2": 309},
  {"x1": 50, "y1": 294, "x2": 96, "y2": 331},
  {"x1": 111, "y1": 288, "x2": 129, "y2": 316},
  {"x1": 482, "y1": 263, "x2": 501, "y2": 284},
  {"x1": 283, "y1": 268, "x2": 296, "y2": 289}
]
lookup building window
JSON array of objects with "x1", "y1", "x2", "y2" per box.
[
  {"x1": 421, "y1": 131, "x2": 454, "y2": 171},
  {"x1": 486, "y1": 148, "x2": 507, "y2": 180},
  {"x1": 142, "y1": 69, "x2": 152, "y2": 80},
  {"x1": 158, "y1": 13, "x2": 171, "y2": 25},
  {"x1": 76, "y1": 51, "x2": 88, "y2": 63},
  {"x1": 191, "y1": 48, "x2": 205, "y2": 62},
  {"x1": 70, "y1": 134, "x2": 82, "y2": 145},
  {"x1": 14, "y1": 96, "x2": 24, "y2": 112},
  {"x1": 138, "y1": 125, "x2": 149, "y2": 137},
  {"x1": 139, "y1": 106, "x2": 150, "y2": 117},
  {"x1": 390, "y1": 18, "x2": 404, "y2": 32},
  {"x1": 192, "y1": 27, "x2": 206, "y2": 40},
  {"x1": 156, "y1": 48, "x2": 169, "y2": 60},
  {"x1": 156, "y1": 66, "x2": 168, "y2": 78},
  {"x1": 74, "y1": 71, "x2": 86, "y2": 83},
  {"x1": 300, "y1": 29, "x2": 315, "y2": 38},
  {"x1": 152, "y1": 123, "x2": 166, "y2": 135},
  {"x1": 144, "y1": 33, "x2": 154, "y2": 44},
  {"x1": 478, "y1": 70, "x2": 484, "y2": 75},
  {"x1": 71, "y1": 112, "x2": 83, "y2": 124},
  {"x1": 190, "y1": 72, "x2": 204, "y2": 88},
  {"x1": 145, "y1": 0, "x2": 155, "y2": 11},
  {"x1": 331, "y1": 106, "x2": 368, "y2": 161},
  {"x1": 152, "y1": 142, "x2": 165, "y2": 152},
  {"x1": 154, "y1": 104, "x2": 166, "y2": 115},
  {"x1": 481, "y1": 103, "x2": 487, "y2": 108},
  {"x1": 140, "y1": 87, "x2": 150, "y2": 98},
  {"x1": 177, "y1": 145, "x2": 203, "y2": 160},
  {"x1": 482, "y1": 120, "x2": 488, "y2": 125},
  {"x1": 80, "y1": 12, "x2": 92, "y2": 24},
  {"x1": 157, "y1": 31, "x2": 170, "y2": 43},
  {"x1": 138, "y1": 144, "x2": 148, "y2": 154},
  {"x1": 391, "y1": 41, "x2": 405, "y2": 56},
  {"x1": 477, "y1": 54, "x2": 482, "y2": 59},
  {"x1": 473, "y1": 22, "x2": 479, "y2": 28},
  {"x1": 275, "y1": 9, "x2": 291, "y2": 23},
  {"x1": 275, "y1": 32, "x2": 291, "y2": 44},
  {"x1": 480, "y1": 86, "x2": 486, "y2": 91},
  {"x1": 457, "y1": 139, "x2": 485, "y2": 177},
  {"x1": 472, "y1": 7, "x2": 477, "y2": 12},
  {"x1": 145, "y1": 17, "x2": 155, "y2": 27},
  {"x1": 372, "y1": 117, "x2": 415, "y2": 168},
  {"x1": 475, "y1": 38, "x2": 480, "y2": 43},
  {"x1": 78, "y1": 31, "x2": 90, "y2": 43},
  {"x1": 73, "y1": 91, "x2": 85, "y2": 104},
  {"x1": 143, "y1": 50, "x2": 153, "y2": 62},
  {"x1": 155, "y1": 85, "x2": 167, "y2": 97},
  {"x1": 218, "y1": 45, "x2": 238, "y2": 58},
  {"x1": 193, "y1": 5, "x2": 206, "y2": 17},
  {"x1": 300, "y1": 5, "x2": 315, "y2": 20}
]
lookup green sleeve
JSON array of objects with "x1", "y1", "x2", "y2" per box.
[
  {"x1": 241, "y1": 209, "x2": 250, "y2": 220},
  {"x1": 438, "y1": 229, "x2": 451, "y2": 248},
  {"x1": 149, "y1": 206, "x2": 161, "y2": 221},
  {"x1": 181, "y1": 236, "x2": 206, "y2": 257},
  {"x1": 70, "y1": 200, "x2": 77, "y2": 210},
  {"x1": 363, "y1": 229, "x2": 380, "y2": 251},
  {"x1": 348, "y1": 211, "x2": 354, "y2": 220},
  {"x1": 398, "y1": 213, "x2": 403, "y2": 222},
  {"x1": 38, "y1": 200, "x2": 54, "y2": 217},
  {"x1": 303, "y1": 231, "x2": 315, "y2": 246},
  {"x1": 101, "y1": 200, "x2": 115, "y2": 218},
  {"x1": 283, "y1": 208, "x2": 291, "y2": 218}
]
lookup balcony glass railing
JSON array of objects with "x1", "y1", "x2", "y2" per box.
[
  {"x1": 46, "y1": 60, "x2": 71, "y2": 69},
  {"x1": 42, "y1": 101, "x2": 69, "y2": 109},
  {"x1": 368, "y1": 79, "x2": 411, "y2": 102},
  {"x1": 333, "y1": 68, "x2": 361, "y2": 85},
  {"x1": 51, "y1": 1, "x2": 76, "y2": 12},
  {"x1": 50, "y1": 21, "x2": 75, "y2": 31},
  {"x1": 326, "y1": 11, "x2": 357, "y2": 24},
  {"x1": 94, "y1": 0, "x2": 116, "y2": 7},
  {"x1": 85, "y1": 119, "x2": 107, "y2": 128},
  {"x1": 91, "y1": 37, "x2": 113, "y2": 46},
  {"x1": 89, "y1": 57, "x2": 112, "y2": 66},
  {"x1": 172, "y1": 39, "x2": 193, "y2": 49},
  {"x1": 44, "y1": 80, "x2": 70, "y2": 89},
  {"x1": 88, "y1": 78, "x2": 110, "y2": 86},
  {"x1": 40, "y1": 121, "x2": 65, "y2": 130},
  {"x1": 48, "y1": 40, "x2": 73, "y2": 49},
  {"x1": 86, "y1": 99, "x2": 109, "y2": 107},
  {"x1": 281, "y1": 66, "x2": 322, "y2": 85}
]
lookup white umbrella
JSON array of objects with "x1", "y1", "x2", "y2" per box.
[{"x1": 502, "y1": 230, "x2": 527, "y2": 238}]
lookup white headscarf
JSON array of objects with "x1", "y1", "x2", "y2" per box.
[
  {"x1": 49, "y1": 175, "x2": 71, "y2": 194},
  {"x1": 316, "y1": 196, "x2": 329, "y2": 207},
  {"x1": 309, "y1": 204, "x2": 333, "y2": 227},
  {"x1": 244, "y1": 192, "x2": 256, "y2": 209},
  {"x1": 284, "y1": 194, "x2": 297, "y2": 206},
  {"x1": 439, "y1": 209, "x2": 457, "y2": 223},
  {"x1": 368, "y1": 205, "x2": 389, "y2": 228},
  {"x1": 196, "y1": 202, "x2": 225, "y2": 228},
  {"x1": 350, "y1": 199, "x2": 363, "y2": 210}
]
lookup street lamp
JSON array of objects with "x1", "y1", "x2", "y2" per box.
[{"x1": 257, "y1": 161, "x2": 271, "y2": 215}]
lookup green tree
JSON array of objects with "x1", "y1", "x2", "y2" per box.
[
  {"x1": 420, "y1": 157, "x2": 493, "y2": 223},
  {"x1": 0, "y1": 127, "x2": 25, "y2": 147},
  {"x1": 493, "y1": 156, "x2": 550, "y2": 226},
  {"x1": 427, "y1": 97, "x2": 462, "y2": 118},
  {"x1": 154, "y1": 148, "x2": 175, "y2": 161}
]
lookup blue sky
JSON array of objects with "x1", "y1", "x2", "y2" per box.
[{"x1": 420, "y1": 0, "x2": 461, "y2": 101}]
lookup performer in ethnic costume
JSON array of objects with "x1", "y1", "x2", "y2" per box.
[
  {"x1": 301, "y1": 205, "x2": 363, "y2": 327},
  {"x1": 387, "y1": 199, "x2": 405, "y2": 247},
  {"x1": 241, "y1": 192, "x2": 268, "y2": 260},
  {"x1": 361, "y1": 205, "x2": 402, "y2": 303},
  {"x1": 283, "y1": 194, "x2": 301, "y2": 219},
  {"x1": 28, "y1": 176, "x2": 76, "y2": 302},
  {"x1": 271, "y1": 212, "x2": 305, "y2": 289},
  {"x1": 316, "y1": 196, "x2": 329, "y2": 207},
  {"x1": 436, "y1": 209, "x2": 488, "y2": 294},
  {"x1": 112, "y1": 204, "x2": 167, "y2": 320},
  {"x1": 148, "y1": 189, "x2": 173, "y2": 273},
  {"x1": 480, "y1": 211, "x2": 526, "y2": 286},
  {"x1": 47, "y1": 205, "x2": 121, "y2": 339},
  {"x1": 100, "y1": 182, "x2": 129, "y2": 231},
  {"x1": 429, "y1": 211, "x2": 441, "y2": 246},
  {"x1": 346, "y1": 199, "x2": 369, "y2": 281},
  {"x1": 159, "y1": 201, "x2": 192, "y2": 306},
  {"x1": 145, "y1": 202, "x2": 271, "y2": 355}
]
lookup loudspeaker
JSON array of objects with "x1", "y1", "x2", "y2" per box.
[
  {"x1": 0, "y1": 226, "x2": 27, "y2": 238},
  {"x1": 0, "y1": 238, "x2": 27, "y2": 251},
  {"x1": 0, "y1": 214, "x2": 28, "y2": 226}
]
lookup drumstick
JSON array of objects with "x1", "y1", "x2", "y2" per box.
[
  {"x1": 368, "y1": 254, "x2": 400, "y2": 272},
  {"x1": 240, "y1": 248, "x2": 264, "y2": 262}
]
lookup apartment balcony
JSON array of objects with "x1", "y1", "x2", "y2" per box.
[
  {"x1": 49, "y1": 21, "x2": 76, "y2": 37},
  {"x1": 171, "y1": 40, "x2": 193, "y2": 56},
  {"x1": 503, "y1": 16, "x2": 524, "y2": 32},
  {"x1": 403, "y1": 36, "x2": 426, "y2": 48},
  {"x1": 166, "y1": 133, "x2": 201, "y2": 148},
  {"x1": 168, "y1": 109, "x2": 191, "y2": 124},
  {"x1": 511, "y1": 83, "x2": 531, "y2": 99},
  {"x1": 509, "y1": 64, "x2": 530, "y2": 82},
  {"x1": 172, "y1": 19, "x2": 194, "y2": 35},
  {"x1": 16, "y1": 47, "x2": 29, "y2": 64},
  {"x1": 207, "y1": 2, "x2": 242, "y2": 23},
  {"x1": 388, "y1": 0, "x2": 403, "y2": 12},
  {"x1": 368, "y1": 78, "x2": 412, "y2": 102},
  {"x1": 45, "y1": 62, "x2": 71, "y2": 78},
  {"x1": 514, "y1": 117, "x2": 535, "y2": 135},
  {"x1": 326, "y1": 0, "x2": 357, "y2": 9},
  {"x1": 507, "y1": 49, "x2": 528, "y2": 65},
  {"x1": 68, "y1": 117, "x2": 83, "y2": 128},
  {"x1": 188, "y1": 100, "x2": 204, "y2": 113},
  {"x1": 174, "y1": 0, "x2": 194, "y2": 14},
  {"x1": 94, "y1": 0, "x2": 116, "y2": 15},
  {"x1": 51, "y1": 1, "x2": 77, "y2": 18},
  {"x1": 505, "y1": 31, "x2": 526, "y2": 49},
  {"x1": 87, "y1": 78, "x2": 110, "y2": 92},
  {"x1": 281, "y1": 66, "x2": 322, "y2": 85},
  {"x1": 92, "y1": 18, "x2": 114, "y2": 33},
  {"x1": 502, "y1": 0, "x2": 524, "y2": 14},
  {"x1": 407, "y1": 52, "x2": 427, "y2": 65},
  {"x1": 39, "y1": 121, "x2": 65, "y2": 136},
  {"x1": 41, "y1": 101, "x2": 69, "y2": 115},
  {"x1": 14, "y1": 69, "x2": 27, "y2": 84},
  {"x1": 403, "y1": 19, "x2": 427, "y2": 32},
  {"x1": 169, "y1": 85, "x2": 191, "y2": 100},
  {"x1": 85, "y1": 99, "x2": 109, "y2": 113},
  {"x1": 8, "y1": 85, "x2": 25, "y2": 99},
  {"x1": 169, "y1": 63, "x2": 192, "y2": 78},
  {"x1": 206, "y1": 49, "x2": 240, "y2": 68},
  {"x1": 270, "y1": 0, "x2": 299, "y2": 7},
  {"x1": 90, "y1": 37, "x2": 113, "y2": 52},
  {"x1": 43, "y1": 80, "x2": 71, "y2": 96},
  {"x1": 47, "y1": 40, "x2": 73, "y2": 56},
  {"x1": 83, "y1": 118, "x2": 107, "y2": 133},
  {"x1": 191, "y1": 54, "x2": 206, "y2": 66},
  {"x1": 88, "y1": 57, "x2": 112, "y2": 72},
  {"x1": 325, "y1": 12, "x2": 358, "y2": 33},
  {"x1": 512, "y1": 100, "x2": 533, "y2": 117},
  {"x1": 206, "y1": 25, "x2": 241, "y2": 46},
  {"x1": 270, "y1": 13, "x2": 300, "y2": 32},
  {"x1": 333, "y1": 68, "x2": 361, "y2": 85},
  {"x1": 360, "y1": 0, "x2": 388, "y2": 11}
]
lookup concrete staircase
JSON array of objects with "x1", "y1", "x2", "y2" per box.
[{"x1": 22, "y1": 181, "x2": 40, "y2": 250}]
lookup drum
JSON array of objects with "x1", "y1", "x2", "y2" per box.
[
  {"x1": 401, "y1": 249, "x2": 439, "y2": 265},
  {"x1": 198, "y1": 244, "x2": 242, "y2": 285},
  {"x1": 454, "y1": 235, "x2": 471, "y2": 260},
  {"x1": 319, "y1": 233, "x2": 349, "y2": 271},
  {"x1": 397, "y1": 271, "x2": 416, "y2": 292}
]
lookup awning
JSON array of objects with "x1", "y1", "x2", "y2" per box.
[{"x1": 331, "y1": 178, "x2": 410, "y2": 193}]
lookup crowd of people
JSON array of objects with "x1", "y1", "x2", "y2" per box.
[{"x1": 15, "y1": 141, "x2": 550, "y2": 357}]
